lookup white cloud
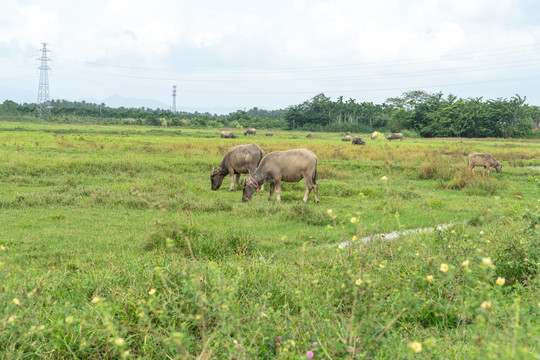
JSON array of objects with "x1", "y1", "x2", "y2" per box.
[{"x1": 1, "y1": 0, "x2": 540, "y2": 110}]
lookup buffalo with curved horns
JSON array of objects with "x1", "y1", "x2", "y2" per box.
[
  {"x1": 211, "y1": 144, "x2": 265, "y2": 191},
  {"x1": 242, "y1": 148, "x2": 319, "y2": 204}
]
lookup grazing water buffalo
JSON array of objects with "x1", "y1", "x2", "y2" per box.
[
  {"x1": 342, "y1": 135, "x2": 352, "y2": 142},
  {"x1": 244, "y1": 128, "x2": 256, "y2": 136},
  {"x1": 468, "y1": 152, "x2": 502, "y2": 175},
  {"x1": 211, "y1": 144, "x2": 265, "y2": 191},
  {"x1": 352, "y1": 136, "x2": 365, "y2": 145},
  {"x1": 266, "y1": 132, "x2": 274, "y2": 136},
  {"x1": 386, "y1": 133, "x2": 404, "y2": 141},
  {"x1": 242, "y1": 148, "x2": 319, "y2": 204},
  {"x1": 220, "y1": 131, "x2": 237, "y2": 139},
  {"x1": 307, "y1": 133, "x2": 316, "y2": 139}
]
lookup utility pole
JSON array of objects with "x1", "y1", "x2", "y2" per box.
[
  {"x1": 37, "y1": 43, "x2": 52, "y2": 117},
  {"x1": 171, "y1": 85, "x2": 177, "y2": 113}
]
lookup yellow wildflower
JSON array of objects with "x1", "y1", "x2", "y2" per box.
[
  {"x1": 481, "y1": 301, "x2": 491, "y2": 309},
  {"x1": 409, "y1": 341, "x2": 422, "y2": 353},
  {"x1": 482, "y1": 257, "x2": 492, "y2": 266},
  {"x1": 440, "y1": 263, "x2": 449, "y2": 272},
  {"x1": 496, "y1": 277, "x2": 505, "y2": 286},
  {"x1": 12, "y1": 298, "x2": 20, "y2": 306},
  {"x1": 350, "y1": 217, "x2": 358, "y2": 223},
  {"x1": 426, "y1": 275, "x2": 434, "y2": 283},
  {"x1": 355, "y1": 278, "x2": 363, "y2": 285},
  {"x1": 148, "y1": 288, "x2": 156, "y2": 295}
]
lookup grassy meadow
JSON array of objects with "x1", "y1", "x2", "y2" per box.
[{"x1": 0, "y1": 122, "x2": 539, "y2": 359}]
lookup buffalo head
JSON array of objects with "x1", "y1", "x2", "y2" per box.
[
  {"x1": 210, "y1": 167, "x2": 226, "y2": 190},
  {"x1": 242, "y1": 177, "x2": 258, "y2": 202}
]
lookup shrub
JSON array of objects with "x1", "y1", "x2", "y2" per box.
[
  {"x1": 145, "y1": 221, "x2": 255, "y2": 259},
  {"x1": 418, "y1": 152, "x2": 456, "y2": 180}
]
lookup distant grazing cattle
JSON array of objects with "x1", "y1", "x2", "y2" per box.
[
  {"x1": 220, "y1": 131, "x2": 237, "y2": 139},
  {"x1": 345, "y1": 131, "x2": 351, "y2": 135},
  {"x1": 468, "y1": 152, "x2": 502, "y2": 175},
  {"x1": 352, "y1": 136, "x2": 366, "y2": 145},
  {"x1": 266, "y1": 132, "x2": 274, "y2": 136},
  {"x1": 342, "y1": 135, "x2": 352, "y2": 142},
  {"x1": 307, "y1": 133, "x2": 316, "y2": 139},
  {"x1": 242, "y1": 148, "x2": 319, "y2": 204},
  {"x1": 386, "y1": 133, "x2": 404, "y2": 141},
  {"x1": 211, "y1": 144, "x2": 265, "y2": 191},
  {"x1": 244, "y1": 128, "x2": 257, "y2": 136}
]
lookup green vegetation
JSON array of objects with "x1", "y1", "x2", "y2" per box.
[
  {"x1": 1, "y1": 122, "x2": 539, "y2": 359},
  {"x1": 3, "y1": 89, "x2": 540, "y2": 138}
]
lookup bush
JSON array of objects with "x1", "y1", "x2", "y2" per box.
[
  {"x1": 146, "y1": 221, "x2": 255, "y2": 259},
  {"x1": 418, "y1": 152, "x2": 456, "y2": 180}
]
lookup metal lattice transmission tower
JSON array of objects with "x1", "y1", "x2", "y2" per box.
[
  {"x1": 171, "y1": 85, "x2": 177, "y2": 113},
  {"x1": 37, "y1": 43, "x2": 52, "y2": 117}
]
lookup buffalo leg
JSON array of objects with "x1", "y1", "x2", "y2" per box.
[
  {"x1": 275, "y1": 180, "x2": 282, "y2": 202},
  {"x1": 302, "y1": 185, "x2": 311, "y2": 203},
  {"x1": 228, "y1": 173, "x2": 236, "y2": 191},
  {"x1": 268, "y1": 183, "x2": 275, "y2": 201}
]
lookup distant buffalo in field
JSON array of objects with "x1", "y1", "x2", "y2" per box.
[
  {"x1": 307, "y1": 133, "x2": 316, "y2": 139},
  {"x1": 242, "y1": 148, "x2": 319, "y2": 204},
  {"x1": 352, "y1": 136, "x2": 365, "y2": 145},
  {"x1": 342, "y1": 135, "x2": 352, "y2": 142},
  {"x1": 386, "y1": 133, "x2": 404, "y2": 141},
  {"x1": 220, "y1": 131, "x2": 237, "y2": 139},
  {"x1": 211, "y1": 144, "x2": 265, "y2": 191},
  {"x1": 244, "y1": 128, "x2": 256, "y2": 136},
  {"x1": 266, "y1": 132, "x2": 274, "y2": 136},
  {"x1": 468, "y1": 152, "x2": 502, "y2": 175}
]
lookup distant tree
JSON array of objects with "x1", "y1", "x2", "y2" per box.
[
  {"x1": 386, "y1": 90, "x2": 431, "y2": 111},
  {"x1": 388, "y1": 109, "x2": 412, "y2": 132},
  {"x1": 0, "y1": 100, "x2": 19, "y2": 115}
]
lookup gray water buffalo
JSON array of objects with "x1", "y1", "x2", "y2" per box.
[
  {"x1": 307, "y1": 133, "x2": 316, "y2": 139},
  {"x1": 242, "y1": 148, "x2": 319, "y2": 204},
  {"x1": 266, "y1": 132, "x2": 274, "y2": 136},
  {"x1": 220, "y1": 131, "x2": 237, "y2": 139},
  {"x1": 211, "y1": 144, "x2": 265, "y2": 191},
  {"x1": 386, "y1": 133, "x2": 404, "y2": 141},
  {"x1": 244, "y1": 128, "x2": 256, "y2": 136},
  {"x1": 352, "y1": 136, "x2": 365, "y2": 145},
  {"x1": 468, "y1": 152, "x2": 502, "y2": 175},
  {"x1": 342, "y1": 135, "x2": 352, "y2": 142}
]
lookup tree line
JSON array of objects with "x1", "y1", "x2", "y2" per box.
[
  {"x1": 284, "y1": 91, "x2": 540, "y2": 138},
  {"x1": 1, "y1": 90, "x2": 539, "y2": 138}
]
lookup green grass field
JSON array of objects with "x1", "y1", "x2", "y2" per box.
[{"x1": 1, "y1": 122, "x2": 539, "y2": 359}]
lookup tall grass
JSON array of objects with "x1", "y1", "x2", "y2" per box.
[{"x1": 1, "y1": 122, "x2": 539, "y2": 359}]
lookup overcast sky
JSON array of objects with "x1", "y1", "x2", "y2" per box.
[{"x1": 1, "y1": 0, "x2": 540, "y2": 113}]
